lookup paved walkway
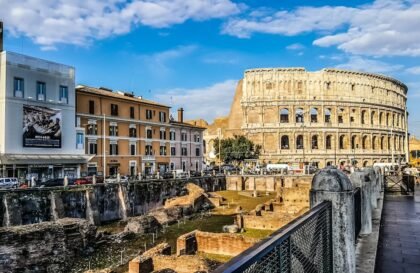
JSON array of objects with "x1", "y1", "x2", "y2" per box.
[{"x1": 375, "y1": 194, "x2": 420, "y2": 273}]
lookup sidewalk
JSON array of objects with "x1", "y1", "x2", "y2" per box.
[{"x1": 375, "y1": 193, "x2": 420, "y2": 273}]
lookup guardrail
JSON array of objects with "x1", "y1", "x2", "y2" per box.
[{"x1": 214, "y1": 201, "x2": 332, "y2": 273}]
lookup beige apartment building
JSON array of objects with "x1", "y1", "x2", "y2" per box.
[{"x1": 76, "y1": 85, "x2": 204, "y2": 177}]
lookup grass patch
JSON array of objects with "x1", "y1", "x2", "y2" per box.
[
  {"x1": 241, "y1": 228, "x2": 274, "y2": 239},
  {"x1": 213, "y1": 191, "x2": 276, "y2": 215},
  {"x1": 200, "y1": 252, "x2": 233, "y2": 263}
]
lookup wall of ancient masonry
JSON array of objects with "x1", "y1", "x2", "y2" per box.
[
  {"x1": 0, "y1": 218, "x2": 96, "y2": 273},
  {"x1": 177, "y1": 230, "x2": 258, "y2": 257},
  {"x1": 226, "y1": 175, "x2": 312, "y2": 192},
  {"x1": 0, "y1": 176, "x2": 225, "y2": 227},
  {"x1": 241, "y1": 68, "x2": 408, "y2": 168},
  {"x1": 203, "y1": 68, "x2": 409, "y2": 168}
]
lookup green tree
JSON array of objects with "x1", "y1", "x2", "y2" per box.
[{"x1": 214, "y1": 135, "x2": 261, "y2": 165}]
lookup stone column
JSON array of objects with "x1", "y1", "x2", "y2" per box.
[
  {"x1": 350, "y1": 171, "x2": 372, "y2": 235},
  {"x1": 310, "y1": 167, "x2": 355, "y2": 273},
  {"x1": 364, "y1": 167, "x2": 378, "y2": 209}
]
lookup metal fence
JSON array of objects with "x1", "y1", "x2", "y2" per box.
[
  {"x1": 353, "y1": 187, "x2": 361, "y2": 241},
  {"x1": 384, "y1": 174, "x2": 415, "y2": 195},
  {"x1": 214, "y1": 201, "x2": 333, "y2": 273}
]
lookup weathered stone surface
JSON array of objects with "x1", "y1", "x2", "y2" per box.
[
  {"x1": 0, "y1": 176, "x2": 226, "y2": 227},
  {"x1": 124, "y1": 215, "x2": 161, "y2": 234},
  {"x1": 311, "y1": 167, "x2": 355, "y2": 273},
  {"x1": 222, "y1": 224, "x2": 239, "y2": 233},
  {"x1": 0, "y1": 218, "x2": 96, "y2": 273}
]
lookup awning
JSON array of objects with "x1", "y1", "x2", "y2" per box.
[{"x1": 0, "y1": 154, "x2": 94, "y2": 165}]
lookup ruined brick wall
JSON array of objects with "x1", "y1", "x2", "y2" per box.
[
  {"x1": 195, "y1": 231, "x2": 258, "y2": 257},
  {"x1": 227, "y1": 175, "x2": 312, "y2": 192},
  {"x1": 152, "y1": 255, "x2": 209, "y2": 273},
  {"x1": 240, "y1": 214, "x2": 295, "y2": 230}
]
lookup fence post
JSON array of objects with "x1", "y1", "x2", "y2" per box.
[
  {"x1": 310, "y1": 167, "x2": 355, "y2": 273},
  {"x1": 350, "y1": 171, "x2": 372, "y2": 235}
]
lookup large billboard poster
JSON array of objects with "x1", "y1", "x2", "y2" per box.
[{"x1": 23, "y1": 105, "x2": 62, "y2": 148}]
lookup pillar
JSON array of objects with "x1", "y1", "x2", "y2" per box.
[
  {"x1": 350, "y1": 171, "x2": 372, "y2": 235},
  {"x1": 310, "y1": 167, "x2": 355, "y2": 273},
  {"x1": 363, "y1": 167, "x2": 378, "y2": 209}
]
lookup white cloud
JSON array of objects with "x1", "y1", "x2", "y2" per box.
[
  {"x1": 0, "y1": 0, "x2": 240, "y2": 49},
  {"x1": 286, "y1": 43, "x2": 305, "y2": 50},
  {"x1": 406, "y1": 66, "x2": 420, "y2": 75},
  {"x1": 335, "y1": 56, "x2": 404, "y2": 74},
  {"x1": 154, "y1": 79, "x2": 238, "y2": 122},
  {"x1": 223, "y1": 0, "x2": 420, "y2": 56}
]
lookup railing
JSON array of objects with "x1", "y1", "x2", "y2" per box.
[
  {"x1": 353, "y1": 187, "x2": 361, "y2": 241},
  {"x1": 214, "y1": 201, "x2": 332, "y2": 273},
  {"x1": 384, "y1": 174, "x2": 415, "y2": 195}
]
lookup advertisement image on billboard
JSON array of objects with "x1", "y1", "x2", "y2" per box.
[{"x1": 23, "y1": 105, "x2": 62, "y2": 148}]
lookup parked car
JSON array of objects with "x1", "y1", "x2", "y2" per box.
[
  {"x1": 190, "y1": 171, "x2": 201, "y2": 177},
  {"x1": 84, "y1": 176, "x2": 104, "y2": 184},
  {"x1": 0, "y1": 177, "x2": 19, "y2": 189},
  {"x1": 161, "y1": 172, "x2": 174, "y2": 179},
  {"x1": 39, "y1": 178, "x2": 75, "y2": 187},
  {"x1": 74, "y1": 178, "x2": 90, "y2": 185}
]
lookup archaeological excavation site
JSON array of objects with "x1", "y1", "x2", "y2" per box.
[{"x1": 0, "y1": 174, "x2": 312, "y2": 273}]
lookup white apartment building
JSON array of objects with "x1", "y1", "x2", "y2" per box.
[{"x1": 0, "y1": 48, "x2": 91, "y2": 181}]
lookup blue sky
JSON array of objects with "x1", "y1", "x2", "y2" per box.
[{"x1": 2, "y1": 0, "x2": 420, "y2": 136}]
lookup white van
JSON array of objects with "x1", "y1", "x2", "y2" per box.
[{"x1": 0, "y1": 178, "x2": 19, "y2": 189}]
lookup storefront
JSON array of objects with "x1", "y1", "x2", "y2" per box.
[{"x1": 0, "y1": 154, "x2": 92, "y2": 183}]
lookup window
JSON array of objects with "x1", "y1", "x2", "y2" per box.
[
  {"x1": 325, "y1": 108, "x2": 331, "y2": 123},
  {"x1": 159, "y1": 112, "x2": 167, "y2": 122},
  {"x1": 87, "y1": 124, "x2": 97, "y2": 135},
  {"x1": 195, "y1": 147, "x2": 200, "y2": 156},
  {"x1": 181, "y1": 147, "x2": 188, "y2": 156},
  {"x1": 129, "y1": 127, "x2": 137, "y2": 138},
  {"x1": 89, "y1": 100, "x2": 95, "y2": 114},
  {"x1": 296, "y1": 135, "x2": 304, "y2": 149},
  {"x1": 171, "y1": 147, "x2": 176, "y2": 156},
  {"x1": 361, "y1": 110, "x2": 367, "y2": 125},
  {"x1": 295, "y1": 108, "x2": 304, "y2": 123},
  {"x1": 281, "y1": 136, "x2": 289, "y2": 149},
  {"x1": 160, "y1": 130, "x2": 166, "y2": 140},
  {"x1": 372, "y1": 136, "x2": 377, "y2": 150},
  {"x1": 76, "y1": 132, "x2": 84, "y2": 149},
  {"x1": 311, "y1": 135, "x2": 318, "y2": 149},
  {"x1": 310, "y1": 108, "x2": 318, "y2": 123},
  {"x1": 371, "y1": 111, "x2": 375, "y2": 125},
  {"x1": 111, "y1": 104, "x2": 118, "y2": 116},
  {"x1": 194, "y1": 134, "x2": 200, "y2": 142},
  {"x1": 146, "y1": 129, "x2": 153, "y2": 139},
  {"x1": 130, "y1": 107, "x2": 135, "y2": 119},
  {"x1": 145, "y1": 145, "x2": 153, "y2": 155},
  {"x1": 109, "y1": 125, "x2": 118, "y2": 136},
  {"x1": 110, "y1": 143, "x2": 118, "y2": 155},
  {"x1": 280, "y1": 109, "x2": 289, "y2": 123},
  {"x1": 326, "y1": 135, "x2": 332, "y2": 150},
  {"x1": 160, "y1": 146, "x2": 167, "y2": 156},
  {"x1": 339, "y1": 135, "x2": 345, "y2": 149},
  {"x1": 146, "y1": 109, "x2": 153, "y2": 120},
  {"x1": 170, "y1": 131, "x2": 176, "y2": 141},
  {"x1": 362, "y1": 136, "x2": 368, "y2": 150},
  {"x1": 36, "y1": 81, "x2": 46, "y2": 101},
  {"x1": 351, "y1": 136, "x2": 357, "y2": 150},
  {"x1": 59, "y1": 85, "x2": 68, "y2": 103},
  {"x1": 181, "y1": 132, "x2": 188, "y2": 141},
  {"x1": 130, "y1": 143, "x2": 136, "y2": 156},
  {"x1": 89, "y1": 142, "x2": 97, "y2": 155},
  {"x1": 13, "y1": 77, "x2": 24, "y2": 97}
]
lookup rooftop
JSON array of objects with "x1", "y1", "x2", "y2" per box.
[
  {"x1": 1, "y1": 51, "x2": 74, "y2": 79},
  {"x1": 76, "y1": 84, "x2": 170, "y2": 108}
]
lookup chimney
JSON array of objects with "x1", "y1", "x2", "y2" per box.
[
  {"x1": 0, "y1": 21, "x2": 3, "y2": 52},
  {"x1": 178, "y1": 108, "x2": 184, "y2": 123}
]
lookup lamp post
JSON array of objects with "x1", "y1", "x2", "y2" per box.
[
  {"x1": 103, "y1": 114, "x2": 106, "y2": 178},
  {"x1": 390, "y1": 128, "x2": 394, "y2": 164},
  {"x1": 218, "y1": 128, "x2": 221, "y2": 172}
]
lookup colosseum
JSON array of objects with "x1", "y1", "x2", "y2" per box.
[{"x1": 190, "y1": 68, "x2": 409, "y2": 169}]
